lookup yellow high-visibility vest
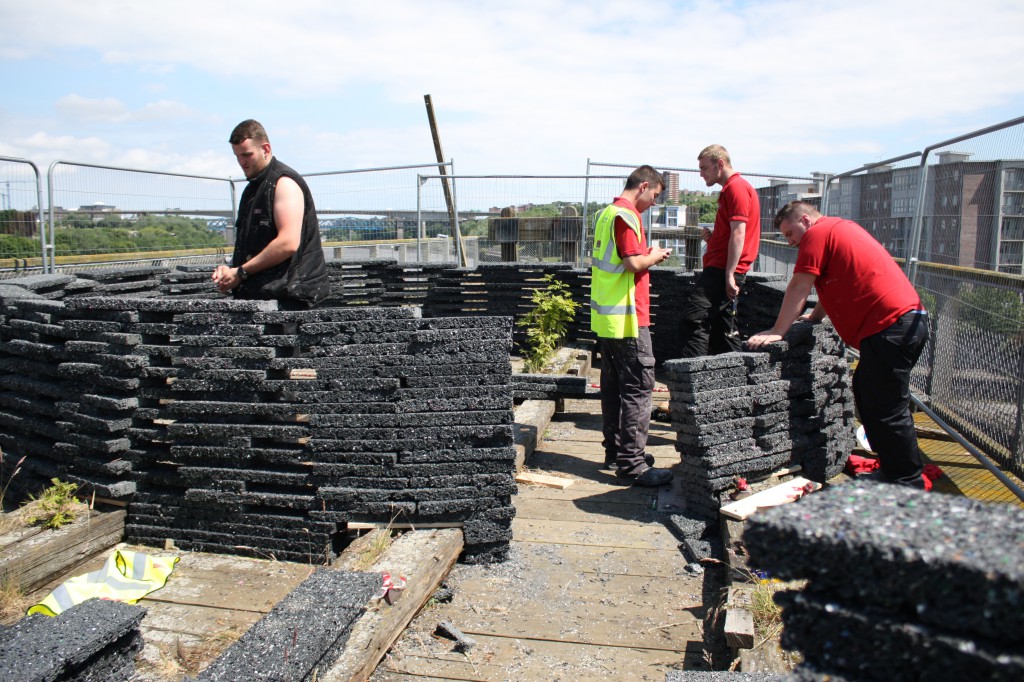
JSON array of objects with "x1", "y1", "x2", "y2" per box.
[
  {"x1": 28, "y1": 549, "x2": 179, "y2": 617},
  {"x1": 590, "y1": 204, "x2": 642, "y2": 338}
]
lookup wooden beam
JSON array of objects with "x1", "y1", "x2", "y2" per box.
[
  {"x1": 321, "y1": 528, "x2": 464, "y2": 682},
  {"x1": 515, "y1": 471, "x2": 574, "y2": 489}
]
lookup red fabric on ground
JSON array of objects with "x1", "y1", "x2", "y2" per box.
[{"x1": 845, "y1": 454, "x2": 881, "y2": 475}]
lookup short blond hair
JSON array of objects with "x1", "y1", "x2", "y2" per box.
[{"x1": 698, "y1": 144, "x2": 731, "y2": 166}]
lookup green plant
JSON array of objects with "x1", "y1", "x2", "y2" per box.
[
  {"x1": 517, "y1": 274, "x2": 580, "y2": 372},
  {"x1": 26, "y1": 479, "x2": 81, "y2": 530}
]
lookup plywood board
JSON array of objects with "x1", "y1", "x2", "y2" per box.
[{"x1": 719, "y1": 477, "x2": 821, "y2": 521}]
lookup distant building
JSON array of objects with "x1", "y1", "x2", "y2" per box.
[
  {"x1": 827, "y1": 154, "x2": 1024, "y2": 274},
  {"x1": 78, "y1": 202, "x2": 117, "y2": 212},
  {"x1": 663, "y1": 171, "x2": 680, "y2": 203},
  {"x1": 756, "y1": 174, "x2": 825, "y2": 232}
]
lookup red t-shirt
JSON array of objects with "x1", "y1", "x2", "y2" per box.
[
  {"x1": 611, "y1": 197, "x2": 650, "y2": 327},
  {"x1": 795, "y1": 216, "x2": 921, "y2": 349},
  {"x1": 703, "y1": 173, "x2": 761, "y2": 273}
]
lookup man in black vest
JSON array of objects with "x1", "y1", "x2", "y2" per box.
[{"x1": 213, "y1": 119, "x2": 329, "y2": 307}]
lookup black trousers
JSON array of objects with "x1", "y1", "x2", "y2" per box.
[
  {"x1": 600, "y1": 327, "x2": 655, "y2": 474},
  {"x1": 853, "y1": 310, "x2": 930, "y2": 484},
  {"x1": 678, "y1": 267, "x2": 745, "y2": 358}
]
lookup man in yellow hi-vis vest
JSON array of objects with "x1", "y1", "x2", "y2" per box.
[{"x1": 591, "y1": 165, "x2": 674, "y2": 487}]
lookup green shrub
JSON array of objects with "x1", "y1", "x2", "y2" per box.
[{"x1": 517, "y1": 274, "x2": 580, "y2": 372}]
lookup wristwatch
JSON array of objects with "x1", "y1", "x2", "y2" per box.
[{"x1": 237, "y1": 265, "x2": 250, "y2": 281}]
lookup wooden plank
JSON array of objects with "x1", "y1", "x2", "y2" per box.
[
  {"x1": 514, "y1": 497, "x2": 660, "y2": 525},
  {"x1": 719, "y1": 477, "x2": 821, "y2": 521},
  {"x1": 724, "y1": 606, "x2": 755, "y2": 649},
  {"x1": 346, "y1": 522, "x2": 463, "y2": 531},
  {"x1": 0, "y1": 509, "x2": 125, "y2": 592},
  {"x1": 508, "y1": 542, "x2": 691, "y2": 579},
  {"x1": 512, "y1": 517, "x2": 679, "y2": 551},
  {"x1": 515, "y1": 471, "x2": 574, "y2": 489},
  {"x1": 321, "y1": 528, "x2": 463, "y2": 682},
  {"x1": 376, "y1": 633, "x2": 704, "y2": 682}
]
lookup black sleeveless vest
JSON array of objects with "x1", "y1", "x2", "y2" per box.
[{"x1": 233, "y1": 157, "x2": 329, "y2": 305}]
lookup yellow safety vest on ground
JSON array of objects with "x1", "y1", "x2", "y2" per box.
[
  {"x1": 590, "y1": 204, "x2": 642, "y2": 338},
  {"x1": 28, "y1": 549, "x2": 179, "y2": 617}
]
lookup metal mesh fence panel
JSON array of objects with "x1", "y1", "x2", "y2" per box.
[
  {"x1": 47, "y1": 162, "x2": 235, "y2": 267},
  {"x1": 0, "y1": 157, "x2": 47, "y2": 271},
  {"x1": 302, "y1": 162, "x2": 452, "y2": 248},
  {"x1": 588, "y1": 161, "x2": 820, "y2": 274}
]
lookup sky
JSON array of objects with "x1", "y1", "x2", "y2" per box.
[{"x1": 2, "y1": 0, "x2": 1024, "y2": 188}]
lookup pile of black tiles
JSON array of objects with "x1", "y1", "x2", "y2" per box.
[
  {"x1": 664, "y1": 321, "x2": 854, "y2": 519},
  {"x1": 294, "y1": 307, "x2": 517, "y2": 564},
  {"x1": 422, "y1": 263, "x2": 590, "y2": 350},
  {"x1": 322, "y1": 259, "x2": 390, "y2": 306},
  {"x1": 0, "y1": 598, "x2": 146, "y2": 682},
  {"x1": 75, "y1": 265, "x2": 171, "y2": 297},
  {"x1": 649, "y1": 268, "x2": 698, "y2": 364},
  {"x1": 0, "y1": 297, "x2": 104, "y2": 496},
  {"x1": 0, "y1": 292, "x2": 518, "y2": 564},
  {"x1": 737, "y1": 274, "x2": 812, "y2": 338},
  {"x1": 157, "y1": 264, "x2": 225, "y2": 298},
  {"x1": 194, "y1": 569, "x2": 379, "y2": 682},
  {"x1": 511, "y1": 373, "x2": 589, "y2": 401},
  {"x1": 0, "y1": 273, "x2": 82, "y2": 300},
  {"x1": 744, "y1": 480, "x2": 1024, "y2": 682}
]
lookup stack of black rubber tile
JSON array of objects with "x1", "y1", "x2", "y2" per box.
[
  {"x1": 665, "y1": 319, "x2": 854, "y2": 519},
  {"x1": 511, "y1": 373, "x2": 588, "y2": 401},
  {"x1": 0, "y1": 598, "x2": 146, "y2": 682},
  {"x1": 379, "y1": 261, "x2": 453, "y2": 308},
  {"x1": 322, "y1": 260, "x2": 389, "y2": 306},
  {"x1": 75, "y1": 265, "x2": 170, "y2": 297},
  {"x1": 195, "y1": 569, "x2": 379, "y2": 682},
  {"x1": 0, "y1": 298, "x2": 76, "y2": 495},
  {"x1": 158, "y1": 264, "x2": 224, "y2": 298},
  {"x1": 422, "y1": 263, "x2": 587, "y2": 351},
  {"x1": 0, "y1": 273, "x2": 80, "y2": 300},
  {"x1": 649, "y1": 268, "x2": 697, "y2": 364},
  {"x1": 295, "y1": 307, "x2": 517, "y2": 564},
  {"x1": 665, "y1": 352, "x2": 773, "y2": 518},
  {"x1": 736, "y1": 274, "x2": 802, "y2": 338},
  {"x1": 744, "y1": 480, "x2": 1024, "y2": 682}
]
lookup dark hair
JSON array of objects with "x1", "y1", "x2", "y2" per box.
[
  {"x1": 774, "y1": 200, "x2": 819, "y2": 230},
  {"x1": 229, "y1": 119, "x2": 269, "y2": 145},
  {"x1": 624, "y1": 165, "x2": 665, "y2": 192}
]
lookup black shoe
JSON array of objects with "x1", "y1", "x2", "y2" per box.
[
  {"x1": 604, "y1": 453, "x2": 656, "y2": 469},
  {"x1": 616, "y1": 464, "x2": 673, "y2": 487}
]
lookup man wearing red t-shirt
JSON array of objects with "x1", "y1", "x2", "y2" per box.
[
  {"x1": 747, "y1": 202, "x2": 929, "y2": 488},
  {"x1": 590, "y1": 165, "x2": 675, "y2": 487},
  {"x1": 679, "y1": 144, "x2": 761, "y2": 357}
]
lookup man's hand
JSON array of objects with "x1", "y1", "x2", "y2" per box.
[
  {"x1": 700, "y1": 227, "x2": 711, "y2": 243},
  {"x1": 212, "y1": 265, "x2": 241, "y2": 294},
  {"x1": 652, "y1": 246, "x2": 672, "y2": 264},
  {"x1": 746, "y1": 330, "x2": 783, "y2": 349},
  {"x1": 725, "y1": 273, "x2": 740, "y2": 300}
]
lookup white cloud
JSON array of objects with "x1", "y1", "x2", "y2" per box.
[{"x1": 2, "y1": 0, "x2": 1023, "y2": 177}]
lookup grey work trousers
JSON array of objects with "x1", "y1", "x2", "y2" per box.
[{"x1": 600, "y1": 327, "x2": 655, "y2": 474}]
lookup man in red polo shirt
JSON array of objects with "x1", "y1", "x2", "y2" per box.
[
  {"x1": 679, "y1": 144, "x2": 761, "y2": 357},
  {"x1": 747, "y1": 201, "x2": 929, "y2": 488}
]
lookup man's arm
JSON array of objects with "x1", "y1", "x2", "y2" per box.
[
  {"x1": 724, "y1": 220, "x2": 745, "y2": 299},
  {"x1": 213, "y1": 176, "x2": 304, "y2": 292},
  {"x1": 623, "y1": 248, "x2": 672, "y2": 273},
  {"x1": 745, "y1": 272, "x2": 818, "y2": 348}
]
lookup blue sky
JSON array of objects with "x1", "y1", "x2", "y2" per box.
[{"x1": 2, "y1": 0, "x2": 1023, "y2": 187}]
